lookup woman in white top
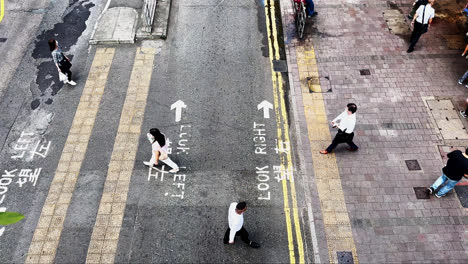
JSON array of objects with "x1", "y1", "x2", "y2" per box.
[{"x1": 143, "y1": 128, "x2": 179, "y2": 173}]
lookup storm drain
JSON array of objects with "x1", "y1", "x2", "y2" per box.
[
  {"x1": 454, "y1": 186, "x2": 468, "y2": 208},
  {"x1": 413, "y1": 187, "x2": 430, "y2": 199},
  {"x1": 337, "y1": 251, "x2": 354, "y2": 264},
  {"x1": 405, "y1": 160, "x2": 421, "y2": 171},
  {"x1": 273, "y1": 60, "x2": 288, "y2": 72},
  {"x1": 426, "y1": 99, "x2": 468, "y2": 140},
  {"x1": 359, "y1": 69, "x2": 371, "y2": 75}
]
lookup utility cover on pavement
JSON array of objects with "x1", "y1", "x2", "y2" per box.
[
  {"x1": 273, "y1": 60, "x2": 288, "y2": 72},
  {"x1": 383, "y1": 9, "x2": 411, "y2": 35},
  {"x1": 413, "y1": 187, "x2": 430, "y2": 199},
  {"x1": 454, "y1": 186, "x2": 468, "y2": 208},
  {"x1": 427, "y1": 99, "x2": 468, "y2": 140},
  {"x1": 405, "y1": 159, "x2": 421, "y2": 171},
  {"x1": 337, "y1": 251, "x2": 354, "y2": 264}
]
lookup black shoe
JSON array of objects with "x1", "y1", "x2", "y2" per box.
[
  {"x1": 407, "y1": 48, "x2": 414, "y2": 53},
  {"x1": 427, "y1": 187, "x2": 434, "y2": 195},
  {"x1": 249, "y1": 241, "x2": 260, "y2": 248}
]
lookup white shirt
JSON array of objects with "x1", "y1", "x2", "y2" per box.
[
  {"x1": 147, "y1": 133, "x2": 168, "y2": 164},
  {"x1": 332, "y1": 110, "x2": 356, "y2": 133},
  {"x1": 228, "y1": 202, "x2": 244, "y2": 243},
  {"x1": 415, "y1": 5, "x2": 434, "y2": 24}
]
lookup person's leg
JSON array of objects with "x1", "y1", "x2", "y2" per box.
[
  {"x1": 160, "y1": 156, "x2": 179, "y2": 170},
  {"x1": 408, "y1": 24, "x2": 422, "y2": 52},
  {"x1": 430, "y1": 174, "x2": 448, "y2": 191},
  {"x1": 459, "y1": 71, "x2": 468, "y2": 83},
  {"x1": 238, "y1": 227, "x2": 251, "y2": 244},
  {"x1": 306, "y1": 0, "x2": 315, "y2": 16},
  {"x1": 65, "y1": 68, "x2": 72, "y2": 81},
  {"x1": 436, "y1": 178, "x2": 459, "y2": 196},
  {"x1": 325, "y1": 140, "x2": 339, "y2": 153},
  {"x1": 346, "y1": 140, "x2": 359, "y2": 151},
  {"x1": 463, "y1": 45, "x2": 468, "y2": 56},
  {"x1": 223, "y1": 228, "x2": 231, "y2": 244}
]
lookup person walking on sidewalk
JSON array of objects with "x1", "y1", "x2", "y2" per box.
[
  {"x1": 223, "y1": 201, "x2": 260, "y2": 248},
  {"x1": 407, "y1": 0, "x2": 435, "y2": 53},
  {"x1": 458, "y1": 70, "x2": 468, "y2": 88},
  {"x1": 320, "y1": 103, "x2": 358, "y2": 154},
  {"x1": 427, "y1": 148, "x2": 468, "y2": 198},
  {"x1": 143, "y1": 128, "x2": 179, "y2": 173},
  {"x1": 48, "y1": 39, "x2": 76, "y2": 85}
]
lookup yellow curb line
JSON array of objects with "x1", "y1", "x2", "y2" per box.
[{"x1": 0, "y1": 0, "x2": 4, "y2": 23}]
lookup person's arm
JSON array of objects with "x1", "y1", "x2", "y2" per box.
[
  {"x1": 447, "y1": 150, "x2": 458, "y2": 159},
  {"x1": 52, "y1": 53, "x2": 61, "y2": 72},
  {"x1": 428, "y1": 17, "x2": 432, "y2": 28},
  {"x1": 411, "y1": 6, "x2": 422, "y2": 25},
  {"x1": 149, "y1": 144, "x2": 161, "y2": 165},
  {"x1": 331, "y1": 111, "x2": 346, "y2": 126},
  {"x1": 229, "y1": 228, "x2": 236, "y2": 243}
]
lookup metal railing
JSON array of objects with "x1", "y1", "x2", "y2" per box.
[{"x1": 143, "y1": 0, "x2": 157, "y2": 33}]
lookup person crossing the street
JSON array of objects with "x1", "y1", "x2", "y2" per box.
[
  {"x1": 144, "y1": 128, "x2": 179, "y2": 173},
  {"x1": 48, "y1": 38, "x2": 76, "y2": 85},
  {"x1": 223, "y1": 201, "x2": 260, "y2": 248}
]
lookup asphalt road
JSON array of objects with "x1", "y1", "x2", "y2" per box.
[{"x1": 0, "y1": 0, "x2": 311, "y2": 263}]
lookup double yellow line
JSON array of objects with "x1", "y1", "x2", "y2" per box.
[
  {"x1": 264, "y1": 1, "x2": 305, "y2": 263},
  {"x1": 0, "y1": 0, "x2": 4, "y2": 23}
]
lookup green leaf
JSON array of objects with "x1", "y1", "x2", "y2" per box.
[{"x1": 0, "y1": 212, "x2": 25, "y2": 225}]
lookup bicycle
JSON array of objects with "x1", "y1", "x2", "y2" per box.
[{"x1": 292, "y1": 0, "x2": 307, "y2": 39}]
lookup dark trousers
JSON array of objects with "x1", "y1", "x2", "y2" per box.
[
  {"x1": 326, "y1": 132, "x2": 358, "y2": 152},
  {"x1": 223, "y1": 227, "x2": 250, "y2": 244},
  {"x1": 408, "y1": 22, "x2": 427, "y2": 51},
  {"x1": 59, "y1": 65, "x2": 72, "y2": 81}
]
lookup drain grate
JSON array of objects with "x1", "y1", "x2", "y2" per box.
[
  {"x1": 413, "y1": 187, "x2": 430, "y2": 199},
  {"x1": 337, "y1": 251, "x2": 354, "y2": 264},
  {"x1": 0, "y1": 38, "x2": 7, "y2": 43},
  {"x1": 359, "y1": 69, "x2": 371, "y2": 75},
  {"x1": 405, "y1": 160, "x2": 421, "y2": 171},
  {"x1": 272, "y1": 60, "x2": 288, "y2": 72}
]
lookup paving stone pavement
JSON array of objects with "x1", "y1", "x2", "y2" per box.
[{"x1": 281, "y1": 0, "x2": 468, "y2": 263}]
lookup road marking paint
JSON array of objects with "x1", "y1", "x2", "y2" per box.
[
  {"x1": 0, "y1": 0, "x2": 4, "y2": 23},
  {"x1": 85, "y1": 47, "x2": 156, "y2": 264},
  {"x1": 25, "y1": 48, "x2": 115, "y2": 264},
  {"x1": 297, "y1": 43, "x2": 359, "y2": 263},
  {"x1": 264, "y1": 2, "x2": 295, "y2": 263},
  {"x1": 265, "y1": 1, "x2": 305, "y2": 263}
]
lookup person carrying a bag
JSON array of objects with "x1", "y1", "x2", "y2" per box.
[
  {"x1": 407, "y1": 0, "x2": 435, "y2": 53},
  {"x1": 144, "y1": 128, "x2": 179, "y2": 173},
  {"x1": 320, "y1": 103, "x2": 359, "y2": 154},
  {"x1": 48, "y1": 38, "x2": 76, "y2": 85}
]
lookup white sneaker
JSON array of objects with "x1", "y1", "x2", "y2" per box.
[
  {"x1": 68, "y1": 80, "x2": 77, "y2": 86},
  {"x1": 143, "y1": 161, "x2": 152, "y2": 166},
  {"x1": 63, "y1": 80, "x2": 69, "y2": 84},
  {"x1": 169, "y1": 168, "x2": 179, "y2": 173}
]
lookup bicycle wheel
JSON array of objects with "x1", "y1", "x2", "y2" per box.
[{"x1": 297, "y1": 3, "x2": 306, "y2": 38}]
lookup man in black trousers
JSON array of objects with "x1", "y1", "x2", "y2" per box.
[{"x1": 407, "y1": 0, "x2": 435, "y2": 53}]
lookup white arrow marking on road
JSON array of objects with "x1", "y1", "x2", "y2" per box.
[
  {"x1": 171, "y1": 100, "x2": 187, "y2": 122},
  {"x1": 258, "y1": 100, "x2": 273, "y2": 119}
]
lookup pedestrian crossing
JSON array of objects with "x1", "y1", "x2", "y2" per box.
[{"x1": 25, "y1": 48, "x2": 116, "y2": 263}]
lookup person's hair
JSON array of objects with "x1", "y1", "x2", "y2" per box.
[
  {"x1": 347, "y1": 103, "x2": 357, "y2": 114},
  {"x1": 48, "y1": 39, "x2": 57, "y2": 52},
  {"x1": 465, "y1": 148, "x2": 468, "y2": 155},
  {"x1": 236, "y1": 202, "x2": 247, "y2": 210},
  {"x1": 149, "y1": 128, "x2": 166, "y2": 147}
]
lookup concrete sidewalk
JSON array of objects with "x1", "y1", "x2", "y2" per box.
[{"x1": 281, "y1": 0, "x2": 468, "y2": 263}]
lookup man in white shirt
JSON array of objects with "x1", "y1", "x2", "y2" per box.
[
  {"x1": 407, "y1": 0, "x2": 435, "y2": 53},
  {"x1": 223, "y1": 202, "x2": 260, "y2": 248},
  {"x1": 320, "y1": 103, "x2": 358, "y2": 154}
]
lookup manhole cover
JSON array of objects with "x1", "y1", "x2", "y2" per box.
[
  {"x1": 359, "y1": 69, "x2": 371, "y2": 76},
  {"x1": 337, "y1": 251, "x2": 354, "y2": 264},
  {"x1": 413, "y1": 187, "x2": 430, "y2": 199},
  {"x1": 405, "y1": 160, "x2": 421, "y2": 171},
  {"x1": 273, "y1": 60, "x2": 288, "y2": 72},
  {"x1": 454, "y1": 186, "x2": 468, "y2": 208}
]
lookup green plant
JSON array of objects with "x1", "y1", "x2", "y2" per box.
[{"x1": 0, "y1": 212, "x2": 24, "y2": 225}]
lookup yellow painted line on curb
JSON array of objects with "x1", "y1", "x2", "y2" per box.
[
  {"x1": 266, "y1": 1, "x2": 305, "y2": 263},
  {"x1": 0, "y1": 0, "x2": 4, "y2": 23},
  {"x1": 85, "y1": 47, "x2": 156, "y2": 264},
  {"x1": 25, "y1": 48, "x2": 115, "y2": 264},
  {"x1": 297, "y1": 44, "x2": 359, "y2": 263}
]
